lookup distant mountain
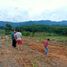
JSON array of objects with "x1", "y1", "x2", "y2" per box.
[{"x1": 0, "y1": 20, "x2": 67, "y2": 27}]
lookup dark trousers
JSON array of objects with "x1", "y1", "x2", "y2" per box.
[{"x1": 12, "y1": 39, "x2": 16, "y2": 48}]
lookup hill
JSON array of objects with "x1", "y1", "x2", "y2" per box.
[{"x1": 0, "y1": 20, "x2": 67, "y2": 27}]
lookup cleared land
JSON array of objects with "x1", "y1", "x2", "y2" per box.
[{"x1": 0, "y1": 36, "x2": 67, "y2": 67}]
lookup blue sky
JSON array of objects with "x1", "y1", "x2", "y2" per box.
[{"x1": 0, "y1": 0, "x2": 67, "y2": 22}]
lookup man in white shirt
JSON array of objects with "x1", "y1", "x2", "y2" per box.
[{"x1": 14, "y1": 29, "x2": 23, "y2": 50}]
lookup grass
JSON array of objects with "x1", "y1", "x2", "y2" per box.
[
  {"x1": 22, "y1": 32, "x2": 67, "y2": 42},
  {"x1": 32, "y1": 62, "x2": 38, "y2": 67},
  {"x1": 34, "y1": 35, "x2": 67, "y2": 42}
]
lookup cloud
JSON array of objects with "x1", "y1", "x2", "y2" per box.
[{"x1": 0, "y1": 0, "x2": 67, "y2": 21}]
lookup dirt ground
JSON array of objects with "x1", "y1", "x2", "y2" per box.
[{"x1": 0, "y1": 36, "x2": 67, "y2": 67}]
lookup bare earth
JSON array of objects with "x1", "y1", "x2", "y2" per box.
[{"x1": 0, "y1": 37, "x2": 67, "y2": 67}]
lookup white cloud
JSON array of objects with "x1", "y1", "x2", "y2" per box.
[{"x1": 0, "y1": 0, "x2": 67, "y2": 21}]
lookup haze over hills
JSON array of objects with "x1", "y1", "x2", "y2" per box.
[{"x1": 0, "y1": 20, "x2": 67, "y2": 27}]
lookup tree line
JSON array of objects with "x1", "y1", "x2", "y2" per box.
[{"x1": 1, "y1": 24, "x2": 67, "y2": 36}]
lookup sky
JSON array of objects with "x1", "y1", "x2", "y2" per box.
[{"x1": 0, "y1": 0, "x2": 67, "y2": 22}]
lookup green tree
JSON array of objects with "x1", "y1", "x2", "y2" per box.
[{"x1": 5, "y1": 24, "x2": 12, "y2": 35}]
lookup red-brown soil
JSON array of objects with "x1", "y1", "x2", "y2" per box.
[{"x1": 0, "y1": 36, "x2": 67, "y2": 67}]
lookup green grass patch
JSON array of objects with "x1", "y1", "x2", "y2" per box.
[{"x1": 34, "y1": 35, "x2": 67, "y2": 42}]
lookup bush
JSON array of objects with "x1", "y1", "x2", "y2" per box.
[{"x1": 22, "y1": 31, "x2": 31, "y2": 36}]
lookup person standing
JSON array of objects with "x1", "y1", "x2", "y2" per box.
[
  {"x1": 11, "y1": 30, "x2": 16, "y2": 48},
  {"x1": 14, "y1": 29, "x2": 23, "y2": 50},
  {"x1": 43, "y1": 39, "x2": 50, "y2": 56}
]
